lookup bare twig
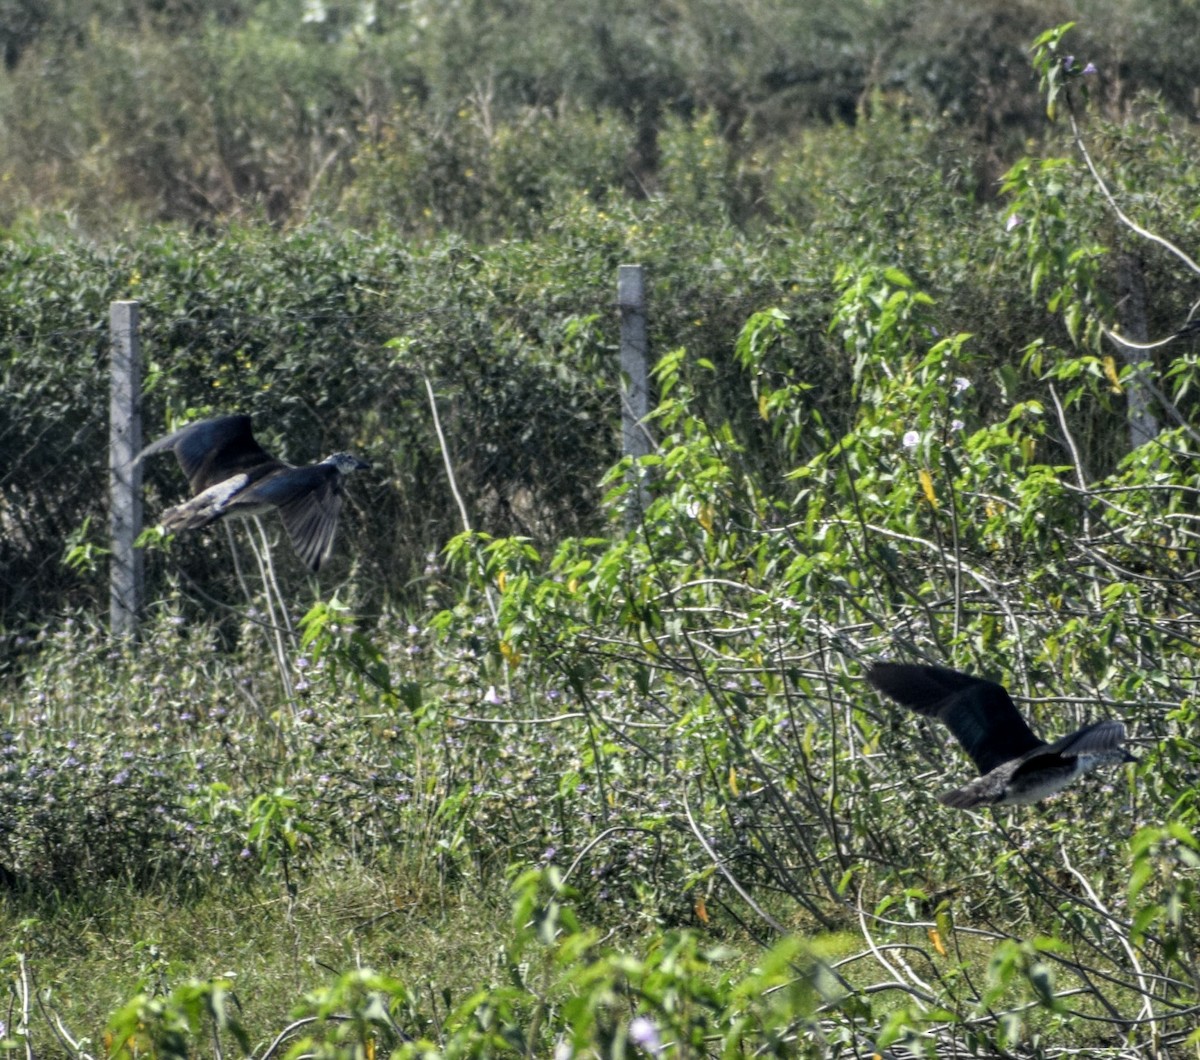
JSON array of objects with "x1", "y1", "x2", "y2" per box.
[{"x1": 1066, "y1": 100, "x2": 1200, "y2": 278}]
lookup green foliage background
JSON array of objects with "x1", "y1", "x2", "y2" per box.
[{"x1": 0, "y1": 2, "x2": 1199, "y2": 1057}]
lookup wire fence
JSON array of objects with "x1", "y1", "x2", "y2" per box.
[{"x1": 0, "y1": 263, "x2": 664, "y2": 650}]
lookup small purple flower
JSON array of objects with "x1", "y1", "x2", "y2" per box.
[
  {"x1": 1005, "y1": 214, "x2": 1023, "y2": 233},
  {"x1": 951, "y1": 419, "x2": 965, "y2": 432},
  {"x1": 1062, "y1": 55, "x2": 1075, "y2": 71},
  {"x1": 483, "y1": 685, "x2": 503, "y2": 706},
  {"x1": 628, "y1": 1016, "x2": 663, "y2": 1057},
  {"x1": 952, "y1": 376, "x2": 970, "y2": 394},
  {"x1": 1083, "y1": 62, "x2": 1098, "y2": 75},
  {"x1": 902, "y1": 430, "x2": 921, "y2": 450}
]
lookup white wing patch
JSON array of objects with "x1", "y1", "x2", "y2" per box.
[{"x1": 199, "y1": 474, "x2": 251, "y2": 512}]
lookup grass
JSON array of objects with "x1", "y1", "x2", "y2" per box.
[{"x1": 1, "y1": 856, "x2": 525, "y2": 1054}]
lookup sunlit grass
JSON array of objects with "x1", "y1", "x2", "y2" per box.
[{"x1": 0, "y1": 855, "x2": 517, "y2": 1054}]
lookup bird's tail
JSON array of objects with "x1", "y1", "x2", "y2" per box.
[
  {"x1": 160, "y1": 496, "x2": 224, "y2": 532},
  {"x1": 1048, "y1": 719, "x2": 1132, "y2": 759},
  {"x1": 159, "y1": 475, "x2": 247, "y2": 533}
]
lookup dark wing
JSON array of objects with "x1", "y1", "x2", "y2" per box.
[
  {"x1": 137, "y1": 415, "x2": 282, "y2": 494},
  {"x1": 867, "y1": 662, "x2": 1045, "y2": 775},
  {"x1": 1043, "y1": 719, "x2": 1129, "y2": 758},
  {"x1": 244, "y1": 464, "x2": 345, "y2": 572}
]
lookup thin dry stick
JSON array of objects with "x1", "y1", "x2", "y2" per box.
[
  {"x1": 1048, "y1": 383, "x2": 1090, "y2": 523},
  {"x1": 424, "y1": 374, "x2": 474, "y2": 536},
  {"x1": 679, "y1": 783, "x2": 795, "y2": 936},
  {"x1": 1060, "y1": 847, "x2": 1162, "y2": 1059},
  {"x1": 259, "y1": 1017, "x2": 332, "y2": 1060},
  {"x1": 243, "y1": 519, "x2": 295, "y2": 704},
  {"x1": 224, "y1": 520, "x2": 255, "y2": 604},
  {"x1": 1048, "y1": 383, "x2": 1109, "y2": 614},
  {"x1": 863, "y1": 521, "x2": 1031, "y2": 687},
  {"x1": 423, "y1": 373, "x2": 508, "y2": 694},
  {"x1": 23, "y1": 958, "x2": 97, "y2": 1059},
  {"x1": 255, "y1": 516, "x2": 295, "y2": 640},
  {"x1": 451, "y1": 711, "x2": 586, "y2": 725},
  {"x1": 17, "y1": 954, "x2": 33, "y2": 1060},
  {"x1": 1067, "y1": 102, "x2": 1200, "y2": 278},
  {"x1": 560, "y1": 826, "x2": 661, "y2": 886},
  {"x1": 855, "y1": 888, "x2": 935, "y2": 1008}
]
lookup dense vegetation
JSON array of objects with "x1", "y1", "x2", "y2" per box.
[{"x1": 1, "y1": 2, "x2": 1199, "y2": 1056}]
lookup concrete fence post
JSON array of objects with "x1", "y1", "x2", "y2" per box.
[
  {"x1": 618, "y1": 264, "x2": 651, "y2": 521},
  {"x1": 109, "y1": 300, "x2": 143, "y2": 637}
]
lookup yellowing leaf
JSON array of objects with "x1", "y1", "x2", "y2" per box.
[
  {"x1": 695, "y1": 896, "x2": 710, "y2": 924},
  {"x1": 499, "y1": 641, "x2": 522, "y2": 669},
  {"x1": 567, "y1": 577, "x2": 579, "y2": 593},
  {"x1": 1102, "y1": 354, "x2": 1123, "y2": 393},
  {"x1": 728, "y1": 766, "x2": 740, "y2": 796},
  {"x1": 758, "y1": 391, "x2": 771, "y2": 420},
  {"x1": 918, "y1": 468, "x2": 939, "y2": 509},
  {"x1": 697, "y1": 503, "x2": 715, "y2": 532},
  {"x1": 928, "y1": 927, "x2": 947, "y2": 956},
  {"x1": 496, "y1": 570, "x2": 508, "y2": 592}
]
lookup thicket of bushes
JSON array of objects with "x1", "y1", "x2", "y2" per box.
[
  {"x1": 5, "y1": 99, "x2": 1200, "y2": 633},
  {"x1": 0, "y1": 0, "x2": 1197, "y2": 231}
]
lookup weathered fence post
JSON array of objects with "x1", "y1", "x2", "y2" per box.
[
  {"x1": 1116, "y1": 252, "x2": 1158, "y2": 449},
  {"x1": 618, "y1": 264, "x2": 651, "y2": 522},
  {"x1": 110, "y1": 300, "x2": 143, "y2": 637}
]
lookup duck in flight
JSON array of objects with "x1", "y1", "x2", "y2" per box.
[
  {"x1": 866, "y1": 662, "x2": 1134, "y2": 808},
  {"x1": 136, "y1": 414, "x2": 369, "y2": 572}
]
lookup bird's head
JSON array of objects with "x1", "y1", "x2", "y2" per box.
[{"x1": 323, "y1": 452, "x2": 371, "y2": 475}]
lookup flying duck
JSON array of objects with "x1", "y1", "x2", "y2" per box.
[
  {"x1": 866, "y1": 661, "x2": 1134, "y2": 808},
  {"x1": 136, "y1": 414, "x2": 369, "y2": 572}
]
